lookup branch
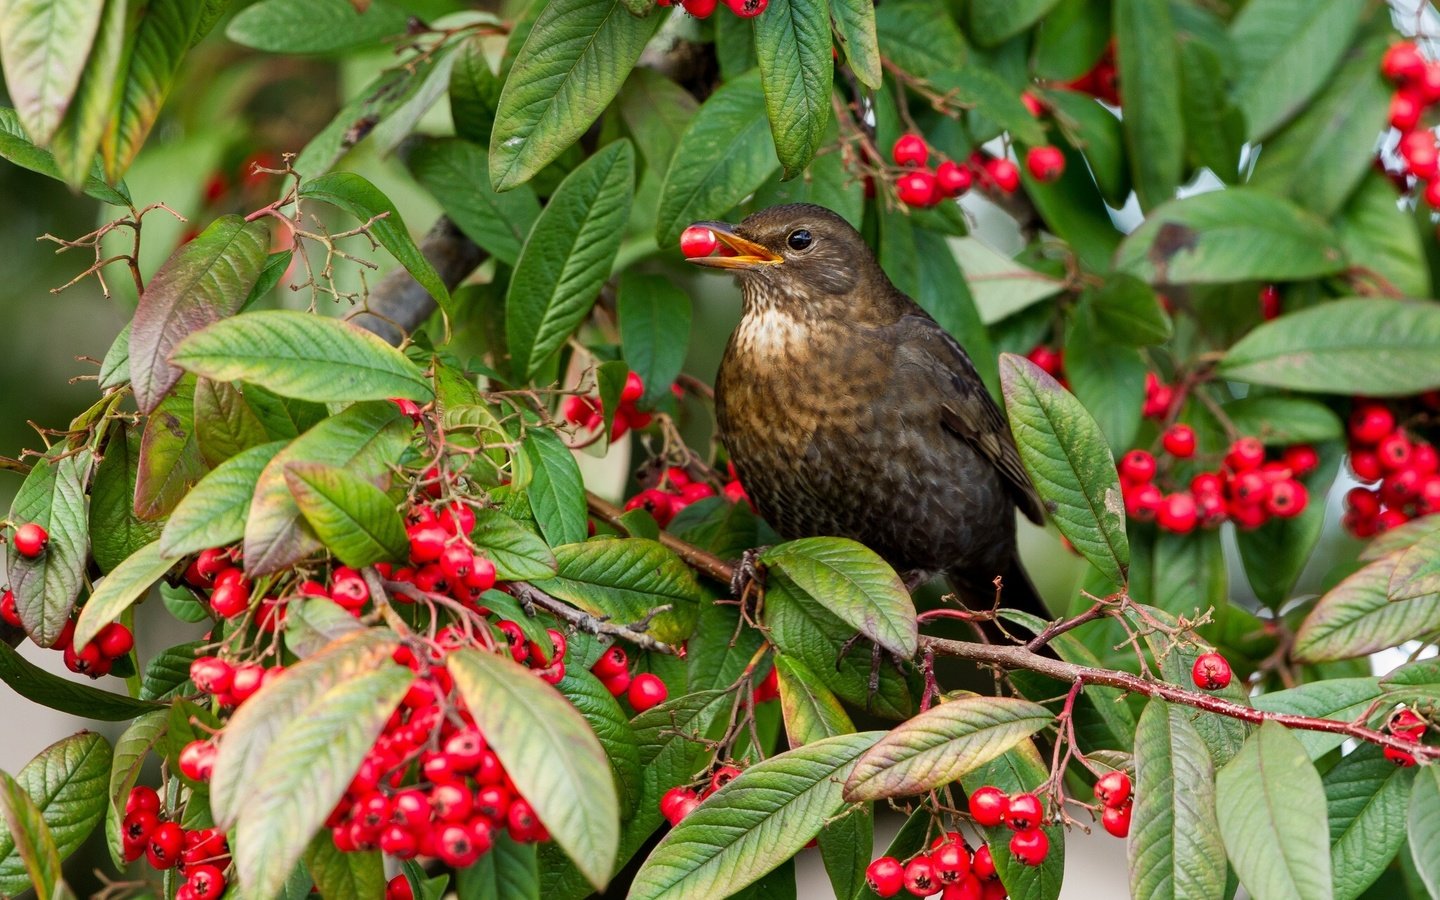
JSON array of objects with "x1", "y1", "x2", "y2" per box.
[
  {"x1": 920, "y1": 635, "x2": 1440, "y2": 762},
  {"x1": 509, "y1": 582, "x2": 677, "y2": 655},
  {"x1": 585, "y1": 491, "x2": 736, "y2": 586}
]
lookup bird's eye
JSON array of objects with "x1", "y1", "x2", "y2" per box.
[{"x1": 787, "y1": 229, "x2": 813, "y2": 251}]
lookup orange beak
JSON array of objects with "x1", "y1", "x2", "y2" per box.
[{"x1": 686, "y1": 222, "x2": 783, "y2": 269}]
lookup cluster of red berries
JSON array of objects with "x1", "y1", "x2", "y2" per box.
[
  {"x1": 886, "y1": 134, "x2": 1065, "y2": 209},
  {"x1": 588, "y1": 643, "x2": 669, "y2": 711},
  {"x1": 120, "y1": 785, "x2": 231, "y2": 899},
  {"x1": 1119, "y1": 434, "x2": 1314, "y2": 534},
  {"x1": 658, "y1": 763, "x2": 743, "y2": 826},
  {"x1": 967, "y1": 787, "x2": 1049, "y2": 865},
  {"x1": 1191, "y1": 651, "x2": 1233, "y2": 691},
  {"x1": 1383, "y1": 708, "x2": 1431, "y2": 767},
  {"x1": 1092, "y1": 771, "x2": 1133, "y2": 838},
  {"x1": 1341, "y1": 400, "x2": 1440, "y2": 537},
  {"x1": 0, "y1": 590, "x2": 133, "y2": 677},
  {"x1": 623, "y1": 463, "x2": 750, "y2": 528},
  {"x1": 865, "y1": 831, "x2": 1011, "y2": 899},
  {"x1": 1380, "y1": 42, "x2": 1440, "y2": 204},
  {"x1": 562, "y1": 372, "x2": 657, "y2": 442},
  {"x1": 1062, "y1": 44, "x2": 1120, "y2": 107},
  {"x1": 659, "y1": 0, "x2": 764, "y2": 19}
]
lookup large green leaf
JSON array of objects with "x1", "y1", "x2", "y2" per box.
[
  {"x1": 129, "y1": 215, "x2": 271, "y2": 413},
  {"x1": 616, "y1": 67, "x2": 698, "y2": 179},
  {"x1": 555, "y1": 668, "x2": 642, "y2": 819},
  {"x1": 968, "y1": 0, "x2": 1060, "y2": 45},
  {"x1": 843, "y1": 696, "x2": 1051, "y2": 801},
  {"x1": 173, "y1": 310, "x2": 433, "y2": 404},
  {"x1": 0, "y1": 0, "x2": 104, "y2": 144},
  {"x1": 538, "y1": 538, "x2": 703, "y2": 645},
  {"x1": 1410, "y1": 766, "x2": 1440, "y2": 897},
  {"x1": 873, "y1": 0, "x2": 966, "y2": 77},
  {"x1": 1339, "y1": 171, "x2": 1431, "y2": 300},
  {"x1": 488, "y1": 0, "x2": 659, "y2": 190},
  {"x1": 1085, "y1": 274, "x2": 1173, "y2": 347},
  {"x1": 0, "y1": 643, "x2": 160, "y2": 722},
  {"x1": 457, "y1": 835, "x2": 540, "y2": 900},
  {"x1": 1250, "y1": 678, "x2": 1384, "y2": 761},
  {"x1": 1129, "y1": 700, "x2": 1226, "y2": 900},
  {"x1": 7, "y1": 445, "x2": 90, "y2": 647},
  {"x1": 618, "y1": 273, "x2": 692, "y2": 409},
  {"x1": 90, "y1": 423, "x2": 163, "y2": 573},
  {"x1": 242, "y1": 402, "x2": 411, "y2": 575},
  {"x1": 103, "y1": 710, "x2": 166, "y2": 866},
  {"x1": 100, "y1": 0, "x2": 202, "y2": 181},
  {"x1": 285, "y1": 462, "x2": 409, "y2": 568},
  {"x1": 931, "y1": 67, "x2": 1047, "y2": 146},
  {"x1": 448, "y1": 649, "x2": 620, "y2": 892},
  {"x1": 1176, "y1": 30, "x2": 1245, "y2": 181},
  {"x1": 1216, "y1": 721, "x2": 1332, "y2": 900},
  {"x1": 193, "y1": 378, "x2": 270, "y2": 469},
  {"x1": 655, "y1": 70, "x2": 778, "y2": 247},
  {"x1": 760, "y1": 537, "x2": 916, "y2": 659},
  {"x1": 629, "y1": 732, "x2": 883, "y2": 900},
  {"x1": 1223, "y1": 396, "x2": 1344, "y2": 445},
  {"x1": 1113, "y1": 0, "x2": 1183, "y2": 210},
  {"x1": 0, "y1": 106, "x2": 128, "y2": 204},
  {"x1": 1114, "y1": 188, "x2": 1347, "y2": 284},
  {"x1": 0, "y1": 731, "x2": 109, "y2": 897},
  {"x1": 753, "y1": 0, "x2": 833, "y2": 178},
  {"x1": 1220, "y1": 299, "x2": 1440, "y2": 396},
  {"x1": 1295, "y1": 554, "x2": 1440, "y2": 662},
  {"x1": 302, "y1": 835, "x2": 385, "y2": 900},
  {"x1": 159, "y1": 439, "x2": 285, "y2": 558},
  {"x1": 506, "y1": 140, "x2": 634, "y2": 379},
  {"x1": 225, "y1": 0, "x2": 408, "y2": 53},
  {"x1": 829, "y1": 0, "x2": 880, "y2": 88},
  {"x1": 521, "y1": 427, "x2": 588, "y2": 547},
  {"x1": 774, "y1": 655, "x2": 853, "y2": 748},
  {"x1": 1235, "y1": 446, "x2": 1340, "y2": 609},
  {"x1": 72, "y1": 541, "x2": 173, "y2": 651},
  {"x1": 1229, "y1": 0, "x2": 1367, "y2": 141},
  {"x1": 1063, "y1": 309, "x2": 1146, "y2": 452},
  {"x1": 407, "y1": 138, "x2": 539, "y2": 267},
  {"x1": 468, "y1": 508, "x2": 557, "y2": 581},
  {"x1": 1000, "y1": 353, "x2": 1128, "y2": 585},
  {"x1": 135, "y1": 376, "x2": 207, "y2": 520},
  {"x1": 299, "y1": 172, "x2": 452, "y2": 319},
  {"x1": 1324, "y1": 747, "x2": 1414, "y2": 900},
  {"x1": 0, "y1": 772, "x2": 72, "y2": 900}
]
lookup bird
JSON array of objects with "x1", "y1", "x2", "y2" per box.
[{"x1": 687, "y1": 202, "x2": 1049, "y2": 617}]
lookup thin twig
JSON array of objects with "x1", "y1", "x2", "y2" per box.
[{"x1": 509, "y1": 582, "x2": 677, "y2": 655}]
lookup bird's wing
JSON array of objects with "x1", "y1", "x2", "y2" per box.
[{"x1": 888, "y1": 314, "x2": 1046, "y2": 524}]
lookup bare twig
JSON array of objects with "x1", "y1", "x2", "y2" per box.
[{"x1": 509, "y1": 582, "x2": 677, "y2": 655}]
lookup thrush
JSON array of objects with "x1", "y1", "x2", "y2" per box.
[{"x1": 688, "y1": 203, "x2": 1048, "y2": 615}]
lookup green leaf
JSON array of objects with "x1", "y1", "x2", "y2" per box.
[
  {"x1": 1339, "y1": 171, "x2": 1431, "y2": 300},
  {"x1": 656, "y1": 70, "x2": 778, "y2": 248},
  {"x1": 139, "y1": 640, "x2": 205, "y2": 701},
  {"x1": 135, "y1": 377, "x2": 207, "y2": 520},
  {"x1": 284, "y1": 598, "x2": 367, "y2": 660},
  {"x1": 226, "y1": 0, "x2": 408, "y2": 53},
  {"x1": 930, "y1": 67, "x2": 1047, "y2": 147},
  {"x1": 1063, "y1": 310, "x2": 1145, "y2": 452},
  {"x1": 1229, "y1": 0, "x2": 1367, "y2": 141},
  {"x1": 101, "y1": 0, "x2": 203, "y2": 181},
  {"x1": 407, "y1": 138, "x2": 540, "y2": 267},
  {"x1": 617, "y1": 67, "x2": 698, "y2": 179},
  {"x1": 1410, "y1": 766, "x2": 1440, "y2": 897},
  {"x1": 0, "y1": 642, "x2": 160, "y2": 721},
  {"x1": 968, "y1": 0, "x2": 1059, "y2": 45},
  {"x1": 0, "y1": 106, "x2": 128, "y2": 204},
  {"x1": 245, "y1": 384, "x2": 327, "y2": 440},
  {"x1": 488, "y1": 0, "x2": 659, "y2": 190},
  {"x1": 1251, "y1": 678, "x2": 1384, "y2": 760},
  {"x1": 469, "y1": 508, "x2": 557, "y2": 581},
  {"x1": 90, "y1": 422, "x2": 163, "y2": 573},
  {"x1": 749, "y1": 118, "x2": 863, "y2": 229},
  {"x1": 448, "y1": 649, "x2": 620, "y2": 892},
  {"x1": 1128, "y1": 699, "x2": 1226, "y2": 900},
  {"x1": 539, "y1": 538, "x2": 703, "y2": 645},
  {"x1": 285, "y1": 462, "x2": 409, "y2": 568},
  {"x1": 0, "y1": 771, "x2": 72, "y2": 900},
  {"x1": 1223, "y1": 397, "x2": 1344, "y2": 445},
  {"x1": 1216, "y1": 721, "x2": 1333, "y2": 900},
  {"x1": 243, "y1": 402, "x2": 412, "y2": 575},
  {"x1": 1086, "y1": 274, "x2": 1173, "y2": 346},
  {"x1": 1000, "y1": 353, "x2": 1128, "y2": 585},
  {"x1": 842, "y1": 696, "x2": 1051, "y2": 801},
  {"x1": 129, "y1": 215, "x2": 271, "y2": 413},
  {"x1": 0, "y1": 0, "x2": 104, "y2": 144},
  {"x1": 450, "y1": 35, "x2": 502, "y2": 144},
  {"x1": 1033, "y1": 0, "x2": 1109, "y2": 81},
  {"x1": 104, "y1": 710, "x2": 166, "y2": 866},
  {"x1": 556, "y1": 668, "x2": 642, "y2": 819},
  {"x1": 873, "y1": 0, "x2": 966, "y2": 77},
  {"x1": 0, "y1": 731, "x2": 109, "y2": 897},
  {"x1": 619, "y1": 273, "x2": 692, "y2": 409},
  {"x1": 522, "y1": 427, "x2": 589, "y2": 548},
  {"x1": 506, "y1": 140, "x2": 634, "y2": 379},
  {"x1": 1295, "y1": 554, "x2": 1440, "y2": 662},
  {"x1": 1324, "y1": 747, "x2": 1415, "y2": 900},
  {"x1": 299, "y1": 172, "x2": 452, "y2": 319},
  {"x1": 72, "y1": 542, "x2": 173, "y2": 651},
  {"x1": 302, "y1": 834, "x2": 385, "y2": 900},
  {"x1": 1176, "y1": 26, "x2": 1245, "y2": 181},
  {"x1": 38, "y1": 0, "x2": 124, "y2": 189},
  {"x1": 1236, "y1": 448, "x2": 1340, "y2": 610},
  {"x1": 774, "y1": 655, "x2": 853, "y2": 748},
  {"x1": 457, "y1": 835, "x2": 540, "y2": 900},
  {"x1": 1389, "y1": 529, "x2": 1440, "y2": 603},
  {"x1": 1113, "y1": 0, "x2": 1183, "y2": 210},
  {"x1": 629, "y1": 732, "x2": 883, "y2": 900},
  {"x1": 193, "y1": 378, "x2": 270, "y2": 468},
  {"x1": 829, "y1": 0, "x2": 880, "y2": 88},
  {"x1": 230, "y1": 661, "x2": 412, "y2": 900},
  {"x1": 7, "y1": 445, "x2": 90, "y2": 646},
  {"x1": 159, "y1": 440, "x2": 286, "y2": 558},
  {"x1": 760, "y1": 537, "x2": 917, "y2": 658},
  {"x1": 99, "y1": 322, "x2": 130, "y2": 390},
  {"x1": 173, "y1": 310, "x2": 433, "y2": 405},
  {"x1": 1115, "y1": 188, "x2": 1348, "y2": 284},
  {"x1": 753, "y1": 0, "x2": 833, "y2": 178},
  {"x1": 1219, "y1": 299, "x2": 1440, "y2": 396}
]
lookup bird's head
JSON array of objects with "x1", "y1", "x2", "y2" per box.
[{"x1": 687, "y1": 204, "x2": 892, "y2": 313}]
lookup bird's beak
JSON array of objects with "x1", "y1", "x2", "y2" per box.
[{"x1": 686, "y1": 222, "x2": 783, "y2": 269}]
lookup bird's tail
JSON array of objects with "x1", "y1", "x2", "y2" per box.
[{"x1": 946, "y1": 555, "x2": 1050, "y2": 619}]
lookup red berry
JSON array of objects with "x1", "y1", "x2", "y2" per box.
[
  {"x1": 1125, "y1": 482, "x2": 1163, "y2": 522},
  {"x1": 709, "y1": 764, "x2": 742, "y2": 794},
  {"x1": 1384, "y1": 745, "x2": 1418, "y2": 767},
  {"x1": 1224, "y1": 437, "x2": 1265, "y2": 472},
  {"x1": 1283, "y1": 444, "x2": 1319, "y2": 477},
  {"x1": 1025, "y1": 146, "x2": 1065, "y2": 182},
  {"x1": 936, "y1": 161, "x2": 972, "y2": 196},
  {"x1": 1119, "y1": 449, "x2": 1157, "y2": 484},
  {"x1": 967, "y1": 785, "x2": 1008, "y2": 827},
  {"x1": 386, "y1": 874, "x2": 415, "y2": 900},
  {"x1": 1383, "y1": 42, "x2": 1428, "y2": 83},
  {"x1": 1349, "y1": 449, "x2": 1384, "y2": 483},
  {"x1": 1157, "y1": 492, "x2": 1198, "y2": 533},
  {"x1": 628, "y1": 673, "x2": 669, "y2": 711},
  {"x1": 126, "y1": 784, "x2": 161, "y2": 817},
  {"x1": 601, "y1": 668, "x2": 632, "y2": 696},
  {"x1": 209, "y1": 569, "x2": 252, "y2": 618},
  {"x1": 592, "y1": 646, "x2": 629, "y2": 679},
  {"x1": 229, "y1": 663, "x2": 266, "y2": 704},
  {"x1": 1264, "y1": 479, "x2": 1308, "y2": 518},
  {"x1": 904, "y1": 855, "x2": 941, "y2": 896},
  {"x1": 147, "y1": 821, "x2": 185, "y2": 869},
  {"x1": 189, "y1": 656, "x2": 233, "y2": 694},
  {"x1": 1390, "y1": 709, "x2": 1427, "y2": 739},
  {"x1": 93, "y1": 622, "x2": 132, "y2": 659},
  {"x1": 621, "y1": 372, "x2": 645, "y2": 403},
  {"x1": 1259, "y1": 284, "x2": 1282, "y2": 320},
  {"x1": 0, "y1": 589, "x2": 19, "y2": 628},
  {"x1": 681, "y1": 0, "x2": 716, "y2": 15},
  {"x1": 11, "y1": 523, "x2": 47, "y2": 558},
  {"x1": 1094, "y1": 771, "x2": 1132, "y2": 809},
  {"x1": 1192, "y1": 652, "x2": 1232, "y2": 690},
  {"x1": 329, "y1": 567, "x2": 370, "y2": 610},
  {"x1": 897, "y1": 170, "x2": 939, "y2": 207},
  {"x1": 1101, "y1": 802, "x2": 1132, "y2": 838},
  {"x1": 892, "y1": 134, "x2": 929, "y2": 167},
  {"x1": 1350, "y1": 403, "x2": 1396, "y2": 445},
  {"x1": 626, "y1": 489, "x2": 677, "y2": 527},
  {"x1": 985, "y1": 158, "x2": 1020, "y2": 193},
  {"x1": 932, "y1": 842, "x2": 971, "y2": 883},
  {"x1": 1003, "y1": 792, "x2": 1042, "y2": 831},
  {"x1": 436, "y1": 822, "x2": 480, "y2": 867},
  {"x1": 179, "y1": 740, "x2": 217, "y2": 782},
  {"x1": 972, "y1": 844, "x2": 997, "y2": 880},
  {"x1": 122, "y1": 810, "x2": 158, "y2": 861},
  {"x1": 1010, "y1": 828, "x2": 1049, "y2": 866},
  {"x1": 1026, "y1": 345, "x2": 1063, "y2": 377},
  {"x1": 1378, "y1": 432, "x2": 1413, "y2": 471},
  {"x1": 1401, "y1": 130, "x2": 1440, "y2": 178},
  {"x1": 439, "y1": 543, "x2": 476, "y2": 585},
  {"x1": 866, "y1": 856, "x2": 906, "y2": 897},
  {"x1": 1392, "y1": 90, "x2": 1425, "y2": 131},
  {"x1": 1162, "y1": 425, "x2": 1197, "y2": 459},
  {"x1": 660, "y1": 786, "x2": 698, "y2": 825},
  {"x1": 407, "y1": 522, "x2": 449, "y2": 564},
  {"x1": 680, "y1": 226, "x2": 719, "y2": 258}
]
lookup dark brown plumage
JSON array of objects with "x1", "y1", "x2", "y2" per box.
[{"x1": 690, "y1": 203, "x2": 1047, "y2": 613}]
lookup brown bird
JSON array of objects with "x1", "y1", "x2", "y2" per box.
[{"x1": 689, "y1": 203, "x2": 1048, "y2": 615}]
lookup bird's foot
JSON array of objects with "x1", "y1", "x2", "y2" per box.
[
  {"x1": 837, "y1": 631, "x2": 909, "y2": 710},
  {"x1": 730, "y1": 547, "x2": 769, "y2": 602}
]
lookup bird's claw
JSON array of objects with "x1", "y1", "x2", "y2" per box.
[
  {"x1": 837, "y1": 632, "x2": 909, "y2": 710},
  {"x1": 731, "y1": 546, "x2": 769, "y2": 602}
]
